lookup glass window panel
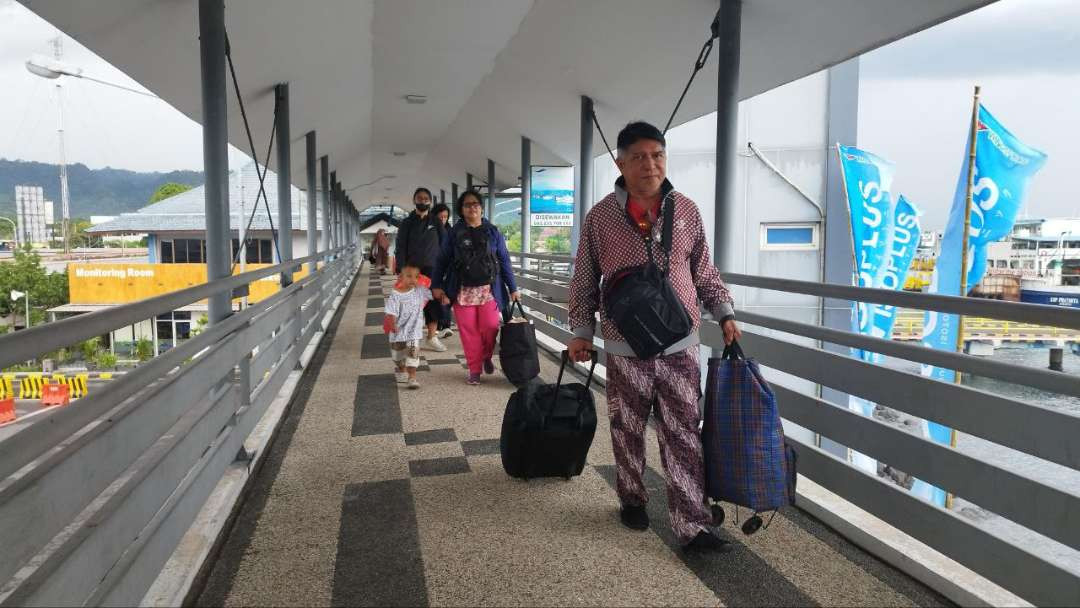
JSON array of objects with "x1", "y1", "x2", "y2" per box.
[
  {"x1": 174, "y1": 311, "x2": 191, "y2": 320},
  {"x1": 765, "y1": 227, "x2": 815, "y2": 245},
  {"x1": 161, "y1": 240, "x2": 173, "y2": 263},
  {"x1": 176, "y1": 323, "x2": 191, "y2": 340},
  {"x1": 174, "y1": 239, "x2": 188, "y2": 263},
  {"x1": 157, "y1": 321, "x2": 173, "y2": 340},
  {"x1": 260, "y1": 239, "x2": 272, "y2": 263},
  {"x1": 187, "y1": 239, "x2": 203, "y2": 263}
]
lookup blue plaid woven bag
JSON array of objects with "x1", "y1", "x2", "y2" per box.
[{"x1": 702, "y1": 341, "x2": 794, "y2": 513}]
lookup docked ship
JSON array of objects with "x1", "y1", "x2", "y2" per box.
[{"x1": 983, "y1": 218, "x2": 1080, "y2": 309}]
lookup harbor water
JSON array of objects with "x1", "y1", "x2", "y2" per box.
[{"x1": 885, "y1": 345, "x2": 1080, "y2": 576}]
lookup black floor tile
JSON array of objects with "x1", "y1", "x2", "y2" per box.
[
  {"x1": 352, "y1": 374, "x2": 402, "y2": 436},
  {"x1": 409, "y1": 456, "x2": 471, "y2": 477},
  {"x1": 332, "y1": 480, "x2": 428, "y2": 607},
  {"x1": 404, "y1": 428, "x2": 458, "y2": 446},
  {"x1": 361, "y1": 334, "x2": 388, "y2": 359},
  {"x1": 462, "y1": 438, "x2": 501, "y2": 457}
]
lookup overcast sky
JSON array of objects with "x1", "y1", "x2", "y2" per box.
[
  {"x1": 1, "y1": 0, "x2": 1077, "y2": 229},
  {"x1": 858, "y1": 0, "x2": 1080, "y2": 229},
  {"x1": 0, "y1": 0, "x2": 250, "y2": 173}
]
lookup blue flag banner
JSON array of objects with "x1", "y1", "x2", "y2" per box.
[
  {"x1": 839, "y1": 146, "x2": 921, "y2": 474},
  {"x1": 839, "y1": 145, "x2": 896, "y2": 339},
  {"x1": 872, "y1": 194, "x2": 922, "y2": 342},
  {"x1": 917, "y1": 104, "x2": 1048, "y2": 506}
]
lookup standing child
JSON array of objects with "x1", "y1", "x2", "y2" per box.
[{"x1": 385, "y1": 261, "x2": 432, "y2": 389}]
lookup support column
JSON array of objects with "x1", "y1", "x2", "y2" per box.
[
  {"x1": 521, "y1": 136, "x2": 531, "y2": 254},
  {"x1": 320, "y1": 156, "x2": 330, "y2": 257},
  {"x1": 712, "y1": 0, "x2": 742, "y2": 271},
  {"x1": 334, "y1": 180, "x2": 343, "y2": 251},
  {"x1": 487, "y1": 158, "x2": 496, "y2": 220},
  {"x1": 275, "y1": 83, "x2": 292, "y2": 286},
  {"x1": 305, "y1": 131, "x2": 317, "y2": 273},
  {"x1": 440, "y1": 189, "x2": 446, "y2": 205},
  {"x1": 198, "y1": 0, "x2": 231, "y2": 324},
  {"x1": 345, "y1": 197, "x2": 353, "y2": 245},
  {"x1": 329, "y1": 171, "x2": 338, "y2": 252},
  {"x1": 819, "y1": 58, "x2": 861, "y2": 457},
  {"x1": 452, "y1": 182, "x2": 459, "y2": 205},
  {"x1": 572, "y1": 95, "x2": 594, "y2": 257},
  {"x1": 466, "y1": 172, "x2": 473, "y2": 192}
]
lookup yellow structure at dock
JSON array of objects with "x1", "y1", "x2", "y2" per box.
[{"x1": 892, "y1": 309, "x2": 1080, "y2": 343}]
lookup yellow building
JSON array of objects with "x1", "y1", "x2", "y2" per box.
[{"x1": 49, "y1": 163, "x2": 323, "y2": 357}]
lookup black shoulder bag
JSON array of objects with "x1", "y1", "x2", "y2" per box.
[{"x1": 602, "y1": 196, "x2": 692, "y2": 359}]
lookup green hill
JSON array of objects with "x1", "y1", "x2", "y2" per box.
[{"x1": 0, "y1": 158, "x2": 203, "y2": 219}]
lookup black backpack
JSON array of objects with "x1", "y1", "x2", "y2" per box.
[
  {"x1": 455, "y1": 225, "x2": 498, "y2": 287},
  {"x1": 602, "y1": 196, "x2": 692, "y2": 359}
]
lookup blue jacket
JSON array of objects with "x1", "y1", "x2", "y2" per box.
[{"x1": 432, "y1": 220, "x2": 518, "y2": 314}]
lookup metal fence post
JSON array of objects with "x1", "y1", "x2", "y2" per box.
[
  {"x1": 712, "y1": 0, "x2": 742, "y2": 272},
  {"x1": 320, "y1": 156, "x2": 331, "y2": 261},
  {"x1": 305, "y1": 131, "x2": 317, "y2": 274},
  {"x1": 275, "y1": 83, "x2": 292, "y2": 287},
  {"x1": 521, "y1": 136, "x2": 532, "y2": 267},
  {"x1": 198, "y1": 0, "x2": 230, "y2": 325},
  {"x1": 572, "y1": 95, "x2": 593, "y2": 258},
  {"x1": 487, "y1": 158, "x2": 496, "y2": 219}
]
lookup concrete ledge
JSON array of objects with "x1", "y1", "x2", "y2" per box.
[
  {"x1": 794, "y1": 475, "x2": 1031, "y2": 608},
  {"x1": 142, "y1": 268, "x2": 359, "y2": 607}
]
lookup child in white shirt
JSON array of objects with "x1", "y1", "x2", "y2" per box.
[{"x1": 384, "y1": 261, "x2": 432, "y2": 389}]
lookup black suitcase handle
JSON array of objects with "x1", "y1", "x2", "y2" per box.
[
  {"x1": 534, "y1": 350, "x2": 598, "y2": 433},
  {"x1": 557, "y1": 349, "x2": 599, "y2": 393}
]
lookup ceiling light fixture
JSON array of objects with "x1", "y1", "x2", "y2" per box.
[
  {"x1": 404, "y1": 94, "x2": 427, "y2": 105},
  {"x1": 392, "y1": 151, "x2": 406, "y2": 157}
]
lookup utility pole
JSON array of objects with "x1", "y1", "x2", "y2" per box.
[{"x1": 51, "y1": 37, "x2": 71, "y2": 254}]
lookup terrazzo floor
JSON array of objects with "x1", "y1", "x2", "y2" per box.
[{"x1": 197, "y1": 269, "x2": 951, "y2": 607}]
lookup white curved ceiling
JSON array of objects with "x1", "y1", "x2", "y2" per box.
[{"x1": 23, "y1": 0, "x2": 993, "y2": 211}]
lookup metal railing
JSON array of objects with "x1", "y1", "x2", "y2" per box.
[
  {"x1": 510, "y1": 253, "x2": 1080, "y2": 605},
  {"x1": 0, "y1": 245, "x2": 360, "y2": 606}
]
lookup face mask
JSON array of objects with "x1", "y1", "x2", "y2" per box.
[{"x1": 415, "y1": 203, "x2": 430, "y2": 212}]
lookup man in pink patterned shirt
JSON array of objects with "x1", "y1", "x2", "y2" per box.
[{"x1": 568, "y1": 121, "x2": 740, "y2": 552}]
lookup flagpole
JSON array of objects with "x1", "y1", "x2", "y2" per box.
[
  {"x1": 948, "y1": 84, "x2": 981, "y2": 509},
  {"x1": 836, "y1": 142, "x2": 859, "y2": 464}
]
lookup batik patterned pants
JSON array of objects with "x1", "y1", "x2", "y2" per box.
[{"x1": 606, "y1": 347, "x2": 711, "y2": 544}]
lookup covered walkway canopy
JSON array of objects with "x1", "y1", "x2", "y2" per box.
[
  {"x1": 25, "y1": 0, "x2": 991, "y2": 211},
  {"x1": 16, "y1": 2, "x2": 1077, "y2": 608}
]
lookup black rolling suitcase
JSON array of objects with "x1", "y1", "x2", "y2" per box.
[{"x1": 500, "y1": 350, "x2": 598, "y2": 480}]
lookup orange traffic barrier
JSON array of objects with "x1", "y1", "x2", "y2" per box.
[
  {"x1": 40, "y1": 383, "x2": 71, "y2": 408},
  {"x1": 0, "y1": 397, "x2": 14, "y2": 426}
]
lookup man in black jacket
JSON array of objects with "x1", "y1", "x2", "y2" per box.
[{"x1": 395, "y1": 187, "x2": 447, "y2": 351}]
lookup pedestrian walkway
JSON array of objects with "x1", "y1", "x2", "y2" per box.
[{"x1": 197, "y1": 268, "x2": 950, "y2": 607}]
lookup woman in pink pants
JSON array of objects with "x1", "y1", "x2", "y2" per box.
[{"x1": 432, "y1": 190, "x2": 520, "y2": 385}]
